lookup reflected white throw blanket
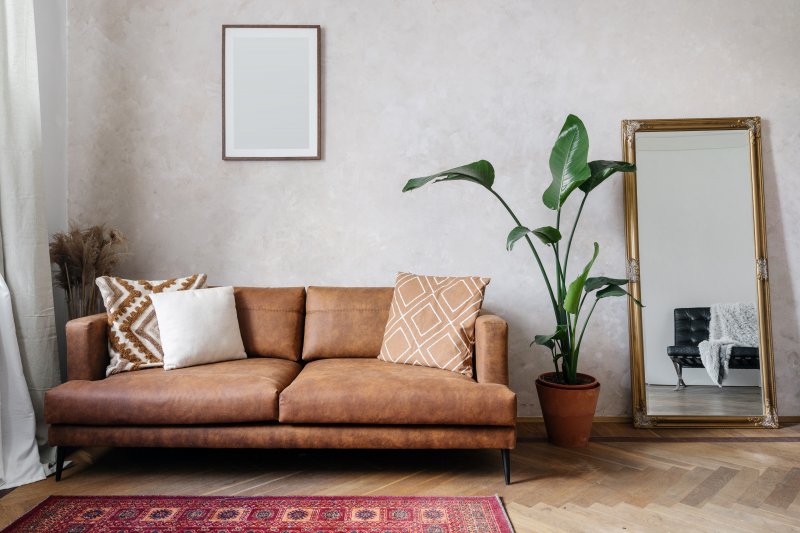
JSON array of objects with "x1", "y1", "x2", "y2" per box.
[{"x1": 698, "y1": 303, "x2": 759, "y2": 386}]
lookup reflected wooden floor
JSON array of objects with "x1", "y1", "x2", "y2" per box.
[
  {"x1": 2, "y1": 422, "x2": 800, "y2": 532},
  {"x1": 647, "y1": 385, "x2": 763, "y2": 416}
]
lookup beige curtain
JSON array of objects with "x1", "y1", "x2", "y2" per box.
[
  {"x1": 0, "y1": 273, "x2": 44, "y2": 488},
  {"x1": 0, "y1": 0, "x2": 61, "y2": 480}
]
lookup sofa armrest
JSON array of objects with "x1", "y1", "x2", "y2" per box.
[
  {"x1": 66, "y1": 313, "x2": 109, "y2": 381},
  {"x1": 474, "y1": 314, "x2": 509, "y2": 385}
]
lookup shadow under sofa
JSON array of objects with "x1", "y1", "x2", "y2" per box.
[{"x1": 45, "y1": 286, "x2": 518, "y2": 483}]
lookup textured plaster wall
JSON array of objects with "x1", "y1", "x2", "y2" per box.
[{"x1": 67, "y1": 0, "x2": 800, "y2": 417}]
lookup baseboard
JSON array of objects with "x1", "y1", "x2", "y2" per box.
[
  {"x1": 517, "y1": 416, "x2": 631, "y2": 424},
  {"x1": 517, "y1": 415, "x2": 800, "y2": 424}
]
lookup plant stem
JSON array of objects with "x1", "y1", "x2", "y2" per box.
[
  {"x1": 562, "y1": 316, "x2": 572, "y2": 382},
  {"x1": 554, "y1": 208, "x2": 567, "y2": 322},
  {"x1": 486, "y1": 187, "x2": 560, "y2": 319},
  {"x1": 572, "y1": 291, "x2": 588, "y2": 338},
  {"x1": 576, "y1": 298, "x2": 600, "y2": 357},
  {"x1": 563, "y1": 193, "x2": 588, "y2": 281},
  {"x1": 552, "y1": 245, "x2": 565, "y2": 314},
  {"x1": 555, "y1": 208, "x2": 562, "y2": 297}
]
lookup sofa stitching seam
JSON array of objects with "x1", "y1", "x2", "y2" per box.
[
  {"x1": 306, "y1": 308, "x2": 387, "y2": 313},
  {"x1": 237, "y1": 308, "x2": 303, "y2": 313}
]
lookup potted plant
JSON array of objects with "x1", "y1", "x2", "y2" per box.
[{"x1": 402, "y1": 114, "x2": 641, "y2": 447}]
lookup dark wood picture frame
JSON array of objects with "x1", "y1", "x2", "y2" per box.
[{"x1": 222, "y1": 25, "x2": 322, "y2": 160}]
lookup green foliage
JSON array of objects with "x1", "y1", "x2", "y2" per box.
[
  {"x1": 584, "y1": 276, "x2": 628, "y2": 292},
  {"x1": 403, "y1": 160, "x2": 494, "y2": 192},
  {"x1": 564, "y1": 242, "x2": 599, "y2": 314},
  {"x1": 532, "y1": 324, "x2": 568, "y2": 348},
  {"x1": 596, "y1": 284, "x2": 642, "y2": 306},
  {"x1": 507, "y1": 225, "x2": 561, "y2": 251},
  {"x1": 543, "y1": 114, "x2": 591, "y2": 210},
  {"x1": 402, "y1": 114, "x2": 641, "y2": 385},
  {"x1": 581, "y1": 160, "x2": 636, "y2": 194}
]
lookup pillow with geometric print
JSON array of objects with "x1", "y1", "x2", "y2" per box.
[
  {"x1": 95, "y1": 274, "x2": 207, "y2": 375},
  {"x1": 378, "y1": 272, "x2": 489, "y2": 377}
]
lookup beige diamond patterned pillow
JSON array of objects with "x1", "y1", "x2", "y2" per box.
[
  {"x1": 378, "y1": 272, "x2": 490, "y2": 376},
  {"x1": 96, "y1": 274, "x2": 207, "y2": 375}
]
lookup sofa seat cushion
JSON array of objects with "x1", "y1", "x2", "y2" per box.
[
  {"x1": 279, "y1": 358, "x2": 516, "y2": 426},
  {"x1": 46, "y1": 358, "x2": 301, "y2": 425}
]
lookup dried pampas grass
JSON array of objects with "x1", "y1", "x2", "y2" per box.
[{"x1": 49, "y1": 225, "x2": 127, "y2": 319}]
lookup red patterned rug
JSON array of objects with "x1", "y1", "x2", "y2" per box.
[{"x1": 2, "y1": 495, "x2": 514, "y2": 532}]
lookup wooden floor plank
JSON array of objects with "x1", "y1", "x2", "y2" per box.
[
  {"x1": 680, "y1": 466, "x2": 738, "y2": 506},
  {"x1": 2, "y1": 422, "x2": 799, "y2": 532},
  {"x1": 765, "y1": 467, "x2": 800, "y2": 509},
  {"x1": 738, "y1": 466, "x2": 790, "y2": 507}
]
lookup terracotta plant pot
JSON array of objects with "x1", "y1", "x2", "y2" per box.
[{"x1": 535, "y1": 372, "x2": 600, "y2": 448}]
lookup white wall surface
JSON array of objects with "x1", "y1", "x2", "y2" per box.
[
  {"x1": 637, "y1": 130, "x2": 759, "y2": 386},
  {"x1": 65, "y1": 0, "x2": 800, "y2": 416}
]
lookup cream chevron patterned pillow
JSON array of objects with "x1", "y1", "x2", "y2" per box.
[
  {"x1": 378, "y1": 272, "x2": 489, "y2": 376},
  {"x1": 96, "y1": 274, "x2": 207, "y2": 375}
]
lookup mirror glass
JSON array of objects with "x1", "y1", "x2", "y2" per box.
[{"x1": 635, "y1": 129, "x2": 763, "y2": 416}]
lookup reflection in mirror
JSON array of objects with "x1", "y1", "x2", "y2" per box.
[
  {"x1": 636, "y1": 130, "x2": 761, "y2": 416},
  {"x1": 623, "y1": 117, "x2": 777, "y2": 427}
]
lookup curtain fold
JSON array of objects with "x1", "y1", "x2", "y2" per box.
[
  {"x1": 0, "y1": 0, "x2": 61, "y2": 487},
  {"x1": 0, "y1": 274, "x2": 44, "y2": 488}
]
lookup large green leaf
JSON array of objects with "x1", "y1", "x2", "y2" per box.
[
  {"x1": 506, "y1": 225, "x2": 561, "y2": 251},
  {"x1": 403, "y1": 160, "x2": 495, "y2": 192},
  {"x1": 596, "y1": 284, "x2": 644, "y2": 306},
  {"x1": 542, "y1": 114, "x2": 591, "y2": 210},
  {"x1": 563, "y1": 242, "x2": 599, "y2": 314},
  {"x1": 532, "y1": 335, "x2": 555, "y2": 349},
  {"x1": 584, "y1": 276, "x2": 628, "y2": 292},
  {"x1": 579, "y1": 160, "x2": 636, "y2": 194},
  {"x1": 532, "y1": 226, "x2": 562, "y2": 245},
  {"x1": 596, "y1": 285, "x2": 627, "y2": 298},
  {"x1": 531, "y1": 325, "x2": 568, "y2": 348}
]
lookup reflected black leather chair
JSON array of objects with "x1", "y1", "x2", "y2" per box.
[{"x1": 666, "y1": 307, "x2": 759, "y2": 390}]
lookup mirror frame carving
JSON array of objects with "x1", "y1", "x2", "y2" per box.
[{"x1": 622, "y1": 117, "x2": 778, "y2": 428}]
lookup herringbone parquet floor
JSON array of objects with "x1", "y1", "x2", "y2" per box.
[{"x1": 1, "y1": 422, "x2": 799, "y2": 532}]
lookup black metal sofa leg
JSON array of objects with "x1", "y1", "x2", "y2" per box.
[
  {"x1": 55, "y1": 446, "x2": 68, "y2": 481},
  {"x1": 501, "y1": 449, "x2": 510, "y2": 485}
]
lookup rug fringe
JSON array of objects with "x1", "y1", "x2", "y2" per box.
[{"x1": 494, "y1": 493, "x2": 517, "y2": 533}]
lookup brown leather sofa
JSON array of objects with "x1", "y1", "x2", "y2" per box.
[{"x1": 45, "y1": 287, "x2": 517, "y2": 483}]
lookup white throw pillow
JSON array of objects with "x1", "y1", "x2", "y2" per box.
[{"x1": 150, "y1": 286, "x2": 247, "y2": 370}]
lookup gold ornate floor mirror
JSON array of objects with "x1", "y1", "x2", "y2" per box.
[{"x1": 622, "y1": 117, "x2": 778, "y2": 428}]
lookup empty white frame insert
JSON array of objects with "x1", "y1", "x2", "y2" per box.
[{"x1": 223, "y1": 25, "x2": 320, "y2": 160}]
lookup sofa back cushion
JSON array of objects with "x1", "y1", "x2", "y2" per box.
[
  {"x1": 302, "y1": 286, "x2": 393, "y2": 361},
  {"x1": 234, "y1": 287, "x2": 305, "y2": 361}
]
